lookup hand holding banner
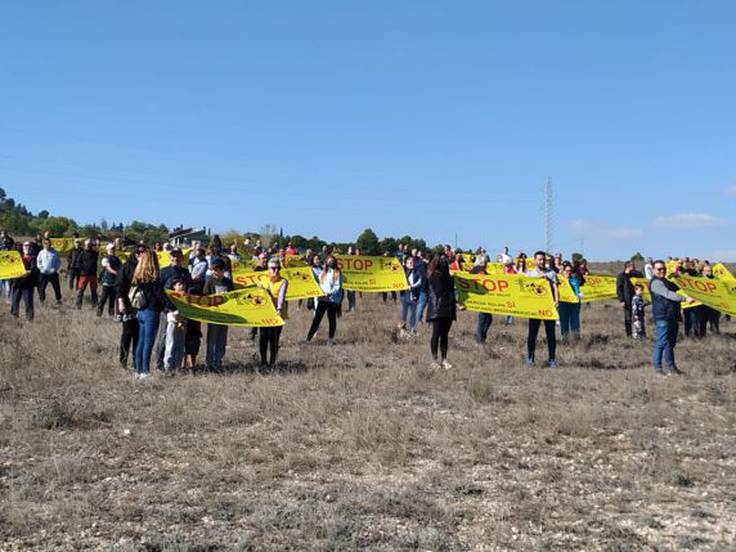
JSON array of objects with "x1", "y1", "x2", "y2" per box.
[
  {"x1": 232, "y1": 266, "x2": 322, "y2": 300},
  {"x1": 335, "y1": 255, "x2": 408, "y2": 292}
]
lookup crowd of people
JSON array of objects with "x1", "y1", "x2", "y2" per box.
[{"x1": 1, "y1": 228, "x2": 726, "y2": 379}]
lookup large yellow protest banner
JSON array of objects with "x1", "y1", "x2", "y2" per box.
[
  {"x1": 335, "y1": 255, "x2": 408, "y2": 292},
  {"x1": 630, "y1": 276, "x2": 701, "y2": 309},
  {"x1": 156, "y1": 248, "x2": 191, "y2": 268},
  {"x1": 454, "y1": 273, "x2": 558, "y2": 320},
  {"x1": 671, "y1": 275, "x2": 736, "y2": 316},
  {"x1": 232, "y1": 266, "x2": 321, "y2": 300},
  {"x1": 166, "y1": 288, "x2": 284, "y2": 327},
  {"x1": 576, "y1": 274, "x2": 618, "y2": 303},
  {"x1": 712, "y1": 263, "x2": 736, "y2": 281},
  {"x1": 49, "y1": 237, "x2": 76, "y2": 254},
  {"x1": 0, "y1": 250, "x2": 27, "y2": 280}
]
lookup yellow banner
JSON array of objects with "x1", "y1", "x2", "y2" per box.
[
  {"x1": 156, "y1": 248, "x2": 191, "y2": 268},
  {"x1": 558, "y1": 276, "x2": 580, "y2": 303},
  {"x1": 49, "y1": 237, "x2": 77, "y2": 254},
  {"x1": 671, "y1": 275, "x2": 736, "y2": 316},
  {"x1": 232, "y1": 266, "x2": 321, "y2": 300},
  {"x1": 283, "y1": 254, "x2": 307, "y2": 268},
  {"x1": 630, "y1": 276, "x2": 701, "y2": 309},
  {"x1": 0, "y1": 250, "x2": 28, "y2": 280},
  {"x1": 335, "y1": 255, "x2": 408, "y2": 292},
  {"x1": 165, "y1": 288, "x2": 284, "y2": 327},
  {"x1": 454, "y1": 272, "x2": 558, "y2": 320},
  {"x1": 576, "y1": 274, "x2": 618, "y2": 303},
  {"x1": 712, "y1": 263, "x2": 736, "y2": 281}
]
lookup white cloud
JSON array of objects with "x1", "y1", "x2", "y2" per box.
[
  {"x1": 571, "y1": 219, "x2": 642, "y2": 240},
  {"x1": 654, "y1": 213, "x2": 723, "y2": 227}
]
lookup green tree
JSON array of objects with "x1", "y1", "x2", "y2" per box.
[
  {"x1": 379, "y1": 237, "x2": 398, "y2": 255},
  {"x1": 356, "y1": 228, "x2": 380, "y2": 255}
]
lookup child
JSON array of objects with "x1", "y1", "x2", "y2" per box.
[
  {"x1": 203, "y1": 258, "x2": 234, "y2": 371},
  {"x1": 631, "y1": 283, "x2": 648, "y2": 339},
  {"x1": 164, "y1": 278, "x2": 187, "y2": 372}
]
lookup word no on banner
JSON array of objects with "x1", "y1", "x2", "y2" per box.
[
  {"x1": 334, "y1": 255, "x2": 409, "y2": 292},
  {"x1": 454, "y1": 272, "x2": 558, "y2": 320},
  {"x1": 166, "y1": 288, "x2": 284, "y2": 327}
]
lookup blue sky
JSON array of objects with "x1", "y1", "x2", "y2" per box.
[{"x1": 1, "y1": 1, "x2": 734, "y2": 260}]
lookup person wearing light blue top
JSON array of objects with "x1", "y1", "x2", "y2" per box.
[
  {"x1": 558, "y1": 262, "x2": 583, "y2": 340},
  {"x1": 306, "y1": 255, "x2": 343, "y2": 345}
]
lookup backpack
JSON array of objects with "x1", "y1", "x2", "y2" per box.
[{"x1": 128, "y1": 285, "x2": 148, "y2": 310}]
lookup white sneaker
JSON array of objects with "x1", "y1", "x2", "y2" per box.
[
  {"x1": 137, "y1": 372, "x2": 151, "y2": 380},
  {"x1": 441, "y1": 360, "x2": 453, "y2": 370},
  {"x1": 430, "y1": 361, "x2": 441, "y2": 370},
  {"x1": 326, "y1": 338, "x2": 335, "y2": 346}
]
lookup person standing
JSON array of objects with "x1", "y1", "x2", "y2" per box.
[
  {"x1": 97, "y1": 243, "x2": 121, "y2": 317},
  {"x1": 75, "y1": 239, "x2": 99, "y2": 309},
  {"x1": 258, "y1": 258, "x2": 289, "y2": 368},
  {"x1": 427, "y1": 255, "x2": 456, "y2": 369},
  {"x1": 469, "y1": 257, "x2": 493, "y2": 344},
  {"x1": 616, "y1": 261, "x2": 643, "y2": 337},
  {"x1": 203, "y1": 258, "x2": 234, "y2": 371},
  {"x1": 701, "y1": 264, "x2": 721, "y2": 334},
  {"x1": 558, "y1": 262, "x2": 583, "y2": 341},
  {"x1": 0, "y1": 230, "x2": 16, "y2": 300},
  {"x1": 399, "y1": 255, "x2": 423, "y2": 337},
  {"x1": 345, "y1": 246, "x2": 357, "y2": 313},
  {"x1": 649, "y1": 260, "x2": 694, "y2": 376},
  {"x1": 306, "y1": 255, "x2": 343, "y2": 345},
  {"x1": 67, "y1": 239, "x2": 84, "y2": 291},
  {"x1": 155, "y1": 249, "x2": 192, "y2": 370},
  {"x1": 525, "y1": 250, "x2": 560, "y2": 367},
  {"x1": 631, "y1": 284, "x2": 648, "y2": 339},
  {"x1": 10, "y1": 241, "x2": 39, "y2": 321},
  {"x1": 36, "y1": 238, "x2": 63, "y2": 305},
  {"x1": 131, "y1": 250, "x2": 167, "y2": 380},
  {"x1": 116, "y1": 245, "x2": 145, "y2": 370}
]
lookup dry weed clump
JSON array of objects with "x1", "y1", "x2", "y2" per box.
[{"x1": 1, "y1": 276, "x2": 735, "y2": 550}]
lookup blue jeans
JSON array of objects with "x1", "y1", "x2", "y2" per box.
[
  {"x1": 476, "y1": 313, "x2": 493, "y2": 343},
  {"x1": 417, "y1": 290, "x2": 428, "y2": 322},
  {"x1": 558, "y1": 302, "x2": 581, "y2": 337},
  {"x1": 11, "y1": 286, "x2": 35, "y2": 320},
  {"x1": 653, "y1": 319, "x2": 678, "y2": 373},
  {"x1": 206, "y1": 324, "x2": 228, "y2": 370},
  {"x1": 135, "y1": 308, "x2": 160, "y2": 374},
  {"x1": 401, "y1": 297, "x2": 418, "y2": 332}
]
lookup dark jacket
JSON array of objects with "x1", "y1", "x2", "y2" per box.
[
  {"x1": 134, "y1": 280, "x2": 167, "y2": 313},
  {"x1": 0, "y1": 234, "x2": 14, "y2": 251},
  {"x1": 100, "y1": 255, "x2": 121, "y2": 286},
  {"x1": 68, "y1": 247, "x2": 84, "y2": 270},
  {"x1": 160, "y1": 264, "x2": 193, "y2": 291},
  {"x1": 13, "y1": 253, "x2": 39, "y2": 289},
  {"x1": 616, "y1": 270, "x2": 642, "y2": 305},
  {"x1": 427, "y1": 271, "x2": 456, "y2": 321},
  {"x1": 649, "y1": 276, "x2": 682, "y2": 322},
  {"x1": 79, "y1": 249, "x2": 99, "y2": 276},
  {"x1": 116, "y1": 258, "x2": 138, "y2": 311}
]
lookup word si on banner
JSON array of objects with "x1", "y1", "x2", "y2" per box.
[
  {"x1": 454, "y1": 272, "x2": 558, "y2": 320},
  {"x1": 0, "y1": 250, "x2": 27, "y2": 279},
  {"x1": 671, "y1": 275, "x2": 736, "y2": 317},
  {"x1": 231, "y1": 266, "x2": 322, "y2": 301},
  {"x1": 166, "y1": 288, "x2": 284, "y2": 327},
  {"x1": 334, "y1": 255, "x2": 408, "y2": 292}
]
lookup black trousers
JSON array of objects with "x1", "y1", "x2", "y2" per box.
[
  {"x1": 528, "y1": 318, "x2": 556, "y2": 361},
  {"x1": 307, "y1": 301, "x2": 338, "y2": 340},
  {"x1": 430, "y1": 318, "x2": 453, "y2": 360},
  {"x1": 623, "y1": 304, "x2": 632, "y2": 336},
  {"x1": 97, "y1": 285, "x2": 116, "y2": 316},
  {"x1": 38, "y1": 273, "x2": 62, "y2": 302},
  {"x1": 120, "y1": 318, "x2": 139, "y2": 368},
  {"x1": 259, "y1": 326, "x2": 283, "y2": 366}
]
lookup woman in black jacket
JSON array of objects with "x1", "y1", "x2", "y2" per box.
[
  {"x1": 427, "y1": 254, "x2": 456, "y2": 369},
  {"x1": 130, "y1": 250, "x2": 167, "y2": 380}
]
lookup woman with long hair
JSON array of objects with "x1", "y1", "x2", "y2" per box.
[
  {"x1": 258, "y1": 258, "x2": 289, "y2": 367},
  {"x1": 306, "y1": 254, "x2": 343, "y2": 345},
  {"x1": 427, "y1": 254, "x2": 456, "y2": 369},
  {"x1": 131, "y1": 250, "x2": 166, "y2": 380}
]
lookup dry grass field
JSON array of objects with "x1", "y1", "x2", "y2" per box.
[{"x1": 1, "y1": 264, "x2": 735, "y2": 551}]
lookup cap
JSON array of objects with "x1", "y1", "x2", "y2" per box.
[
  {"x1": 211, "y1": 258, "x2": 226, "y2": 270},
  {"x1": 106, "y1": 243, "x2": 115, "y2": 251}
]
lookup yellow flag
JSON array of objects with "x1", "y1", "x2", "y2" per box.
[
  {"x1": 454, "y1": 272, "x2": 558, "y2": 320},
  {"x1": 712, "y1": 263, "x2": 736, "y2": 281},
  {"x1": 671, "y1": 275, "x2": 736, "y2": 316},
  {"x1": 49, "y1": 237, "x2": 76, "y2": 254},
  {"x1": 165, "y1": 288, "x2": 284, "y2": 327},
  {"x1": 576, "y1": 274, "x2": 618, "y2": 303},
  {"x1": 335, "y1": 255, "x2": 408, "y2": 292},
  {"x1": 232, "y1": 266, "x2": 321, "y2": 300},
  {"x1": 0, "y1": 250, "x2": 27, "y2": 280}
]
